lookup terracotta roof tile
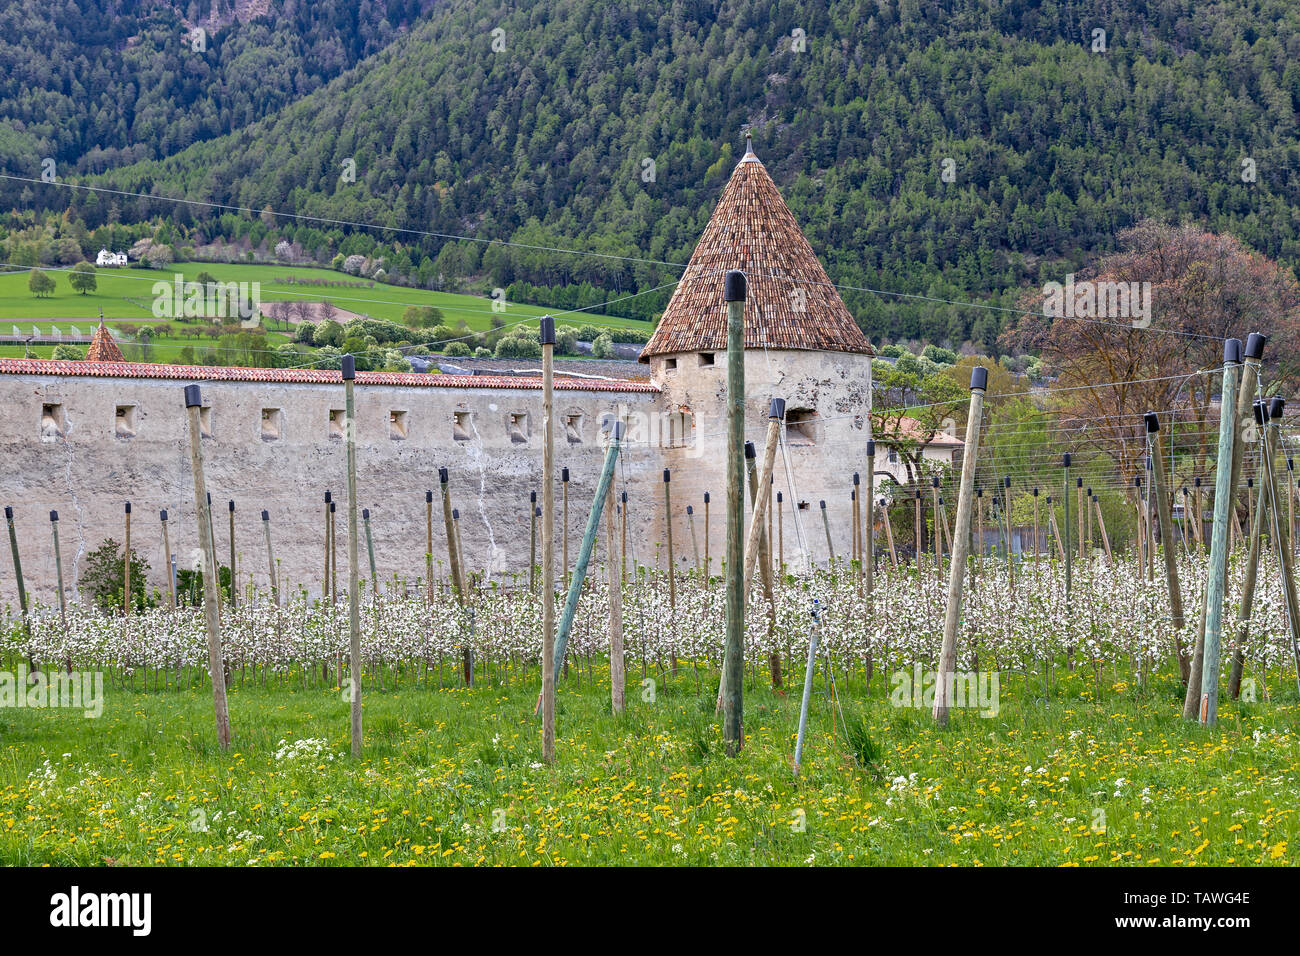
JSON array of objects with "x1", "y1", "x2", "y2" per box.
[
  {"x1": 0, "y1": 357, "x2": 659, "y2": 393},
  {"x1": 85, "y1": 319, "x2": 124, "y2": 363},
  {"x1": 642, "y1": 143, "x2": 872, "y2": 362}
]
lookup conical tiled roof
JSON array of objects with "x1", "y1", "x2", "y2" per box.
[
  {"x1": 86, "y1": 319, "x2": 124, "y2": 362},
  {"x1": 641, "y1": 139, "x2": 871, "y2": 362}
]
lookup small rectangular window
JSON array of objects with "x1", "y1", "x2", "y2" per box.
[
  {"x1": 664, "y1": 357, "x2": 677, "y2": 371},
  {"x1": 328, "y1": 409, "x2": 345, "y2": 441},
  {"x1": 798, "y1": 500, "x2": 810, "y2": 511},
  {"x1": 41, "y1": 403, "x2": 65, "y2": 439},
  {"x1": 507, "y1": 412, "x2": 530, "y2": 444},
  {"x1": 785, "y1": 408, "x2": 818, "y2": 445},
  {"x1": 698, "y1": 352, "x2": 715, "y2": 366},
  {"x1": 565, "y1": 413, "x2": 583, "y2": 445},
  {"x1": 115, "y1": 404, "x2": 136, "y2": 439},
  {"x1": 261, "y1": 408, "x2": 283, "y2": 441},
  {"x1": 389, "y1": 409, "x2": 409, "y2": 440},
  {"x1": 200, "y1": 405, "x2": 213, "y2": 439},
  {"x1": 452, "y1": 410, "x2": 472, "y2": 441}
]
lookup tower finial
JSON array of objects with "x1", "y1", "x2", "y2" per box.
[{"x1": 744, "y1": 130, "x2": 754, "y2": 157}]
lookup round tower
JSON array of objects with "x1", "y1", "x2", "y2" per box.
[{"x1": 642, "y1": 135, "x2": 874, "y2": 566}]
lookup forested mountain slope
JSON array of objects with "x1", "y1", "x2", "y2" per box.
[{"x1": 6, "y1": 0, "x2": 1300, "y2": 349}]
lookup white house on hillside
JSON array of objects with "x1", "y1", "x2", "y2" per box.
[{"x1": 95, "y1": 249, "x2": 127, "y2": 267}]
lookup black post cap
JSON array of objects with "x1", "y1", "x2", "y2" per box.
[
  {"x1": 159, "y1": 509, "x2": 167, "y2": 521},
  {"x1": 1144, "y1": 411, "x2": 1159, "y2": 433},
  {"x1": 539, "y1": 315, "x2": 555, "y2": 345},
  {"x1": 530, "y1": 490, "x2": 536, "y2": 503},
  {"x1": 704, "y1": 492, "x2": 710, "y2": 503},
  {"x1": 207, "y1": 492, "x2": 211, "y2": 503},
  {"x1": 970, "y1": 366, "x2": 988, "y2": 391},
  {"x1": 621, "y1": 491, "x2": 627, "y2": 503},
  {"x1": 1253, "y1": 400, "x2": 1266, "y2": 425},
  {"x1": 361, "y1": 508, "x2": 368, "y2": 520},
  {"x1": 744, "y1": 442, "x2": 755, "y2": 460},
  {"x1": 853, "y1": 473, "x2": 860, "y2": 486},
  {"x1": 329, "y1": 501, "x2": 336, "y2": 512},
  {"x1": 1033, "y1": 487, "x2": 1038, "y2": 496},
  {"x1": 1225, "y1": 338, "x2": 1243, "y2": 364},
  {"x1": 1063, "y1": 453, "x2": 1072, "y2": 467},
  {"x1": 452, "y1": 508, "x2": 459, "y2": 520},
  {"x1": 723, "y1": 270, "x2": 746, "y2": 302},
  {"x1": 1077, "y1": 477, "x2": 1083, "y2": 487},
  {"x1": 427, "y1": 490, "x2": 434, "y2": 502},
  {"x1": 535, "y1": 506, "x2": 542, "y2": 517},
  {"x1": 184, "y1": 383, "x2": 202, "y2": 407},
  {"x1": 777, "y1": 492, "x2": 783, "y2": 502},
  {"x1": 867, "y1": 439, "x2": 875, "y2": 457},
  {"x1": 663, "y1": 467, "x2": 672, "y2": 482},
  {"x1": 1195, "y1": 477, "x2": 1202, "y2": 487},
  {"x1": 50, "y1": 510, "x2": 59, "y2": 522},
  {"x1": 687, "y1": 505, "x2": 694, "y2": 515},
  {"x1": 1086, "y1": 487, "x2": 1092, "y2": 496},
  {"x1": 325, "y1": 491, "x2": 332, "y2": 502},
  {"x1": 3, "y1": 506, "x2": 10, "y2": 520},
  {"x1": 1004, "y1": 475, "x2": 1011, "y2": 487},
  {"x1": 1269, "y1": 396, "x2": 1285, "y2": 420},
  {"x1": 934, "y1": 475, "x2": 941, "y2": 487},
  {"x1": 439, "y1": 466, "x2": 449, "y2": 484},
  {"x1": 1289, "y1": 458, "x2": 1295, "y2": 471},
  {"x1": 976, "y1": 488, "x2": 982, "y2": 498},
  {"x1": 562, "y1": 467, "x2": 570, "y2": 482},
  {"x1": 1245, "y1": 332, "x2": 1267, "y2": 360},
  {"x1": 769, "y1": 398, "x2": 785, "y2": 420},
  {"x1": 228, "y1": 499, "x2": 235, "y2": 512},
  {"x1": 341, "y1": 354, "x2": 355, "y2": 380},
  {"x1": 124, "y1": 501, "x2": 131, "y2": 514},
  {"x1": 1046, "y1": 496, "x2": 1052, "y2": 504},
  {"x1": 1134, "y1": 476, "x2": 1142, "y2": 487},
  {"x1": 262, "y1": 509, "x2": 269, "y2": 520},
  {"x1": 819, "y1": 500, "x2": 827, "y2": 509}
]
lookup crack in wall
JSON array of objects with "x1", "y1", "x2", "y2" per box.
[{"x1": 464, "y1": 416, "x2": 501, "y2": 582}]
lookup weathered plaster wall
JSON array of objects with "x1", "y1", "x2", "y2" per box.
[
  {"x1": 648, "y1": 347, "x2": 874, "y2": 573},
  {"x1": 0, "y1": 371, "x2": 660, "y2": 606}
]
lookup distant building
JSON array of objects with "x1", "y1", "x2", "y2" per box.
[
  {"x1": 95, "y1": 249, "x2": 127, "y2": 267},
  {"x1": 875, "y1": 415, "x2": 964, "y2": 486}
]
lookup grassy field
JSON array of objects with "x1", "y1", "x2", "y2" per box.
[
  {"x1": 0, "y1": 262, "x2": 641, "y2": 361},
  {"x1": 1, "y1": 663, "x2": 1294, "y2": 866}
]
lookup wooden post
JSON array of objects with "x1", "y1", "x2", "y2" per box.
[
  {"x1": 552, "y1": 424, "x2": 623, "y2": 673},
  {"x1": 1076, "y1": 476, "x2": 1085, "y2": 562},
  {"x1": 362, "y1": 508, "x2": 377, "y2": 604},
  {"x1": 913, "y1": 488, "x2": 922, "y2": 568},
  {"x1": 329, "y1": 499, "x2": 337, "y2": 604},
  {"x1": 452, "y1": 508, "x2": 467, "y2": 590},
  {"x1": 881, "y1": 497, "x2": 899, "y2": 568},
  {"x1": 1094, "y1": 496, "x2": 1114, "y2": 565},
  {"x1": 687, "y1": 505, "x2": 701, "y2": 577},
  {"x1": 852, "y1": 481, "x2": 861, "y2": 569},
  {"x1": 1032, "y1": 487, "x2": 1040, "y2": 561},
  {"x1": 776, "y1": 492, "x2": 784, "y2": 574},
  {"x1": 1047, "y1": 496, "x2": 1065, "y2": 561},
  {"x1": 663, "y1": 469, "x2": 677, "y2": 607},
  {"x1": 540, "y1": 316, "x2": 556, "y2": 761},
  {"x1": 262, "y1": 509, "x2": 278, "y2": 606},
  {"x1": 1261, "y1": 399, "x2": 1300, "y2": 697},
  {"x1": 5, "y1": 506, "x2": 29, "y2": 630},
  {"x1": 742, "y1": 403, "x2": 782, "y2": 592},
  {"x1": 620, "y1": 491, "x2": 628, "y2": 584},
  {"x1": 343, "y1": 354, "x2": 362, "y2": 757},
  {"x1": 722, "y1": 271, "x2": 746, "y2": 756},
  {"x1": 1062, "y1": 455, "x2": 1072, "y2": 599},
  {"x1": 562, "y1": 466, "x2": 570, "y2": 590},
  {"x1": 323, "y1": 491, "x2": 332, "y2": 603},
  {"x1": 207, "y1": 492, "x2": 221, "y2": 616},
  {"x1": 1146, "y1": 412, "x2": 1187, "y2": 680},
  {"x1": 50, "y1": 511, "x2": 66, "y2": 621},
  {"x1": 426, "y1": 490, "x2": 434, "y2": 602},
  {"x1": 934, "y1": 367, "x2": 987, "y2": 727},
  {"x1": 853, "y1": 473, "x2": 863, "y2": 589},
  {"x1": 184, "y1": 384, "x2": 231, "y2": 750},
  {"x1": 1086, "y1": 485, "x2": 1094, "y2": 554},
  {"x1": 704, "y1": 492, "x2": 711, "y2": 584},
  {"x1": 529, "y1": 490, "x2": 538, "y2": 590},
  {"x1": 1289, "y1": 458, "x2": 1296, "y2": 555},
  {"x1": 227, "y1": 500, "x2": 236, "y2": 609},
  {"x1": 975, "y1": 487, "x2": 984, "y2": 564},
  {"x1": 1002, "y1": 475, "x2": 1013, "y2": 586},
  {"x1": 820, "y1": 499, "x2": 835, "y2": 565},
  {"x1": 1193, "y1": 477, "x2": 1205, "y2": 551},
  {"x1": 1199, "y1": 339, "x2": 1244, "y2": 725},
  {"x1": 606, "y1": 453, "x2": 625, "y2": 714},
  {"x1": 933, "y1": 475, "x2": 944, "y2": 576},
  {"x1": 439, "y1": 467, "x2": 472, "y2": 687},
  {"x1": 1228, "y1": 400, "x2": 1274, "y2": 698},
  {"x1": 161, "y1": 509, "x2": 176, "y2": 608},
  {"x1": 123, "y1": 501, "x2": 132, "y2": 614},
  {"x1": 865, "y1": 441, "x2": 876, "y2": 594}
]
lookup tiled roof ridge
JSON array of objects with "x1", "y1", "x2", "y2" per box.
[{"x1": 0, "y1": 357, "x2": 659, "y2": 393}]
